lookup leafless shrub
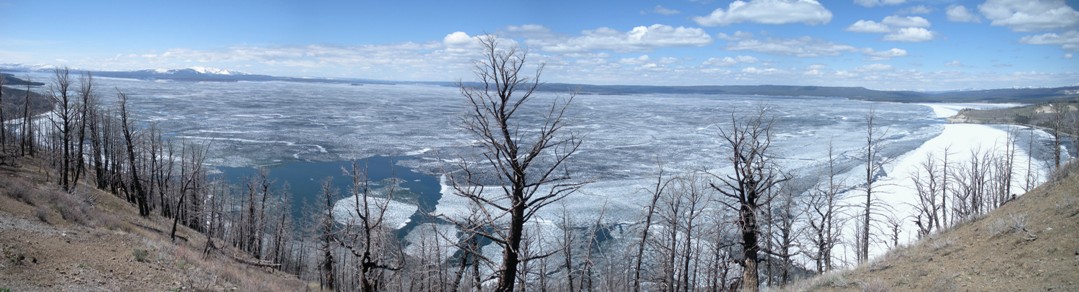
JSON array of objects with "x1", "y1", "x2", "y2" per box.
[
  {"x1": 987, "y1": 213, "x2": 1027, "y2": 238},
  {"x1": 929, "y1": 237, "x2": 955, "y2": 252},
  {"x1": 860, "y1": 278, "x2": 889, "y2": 292},
  {"x1": 930, "y1": 274, "x2": 957, "y2": 291},
  {"x1": 34, "y1": 206, "x2": 48, "y2": 222},
  {"x1": 1, "y1": 176, "x2": 34, "y2": 205}
]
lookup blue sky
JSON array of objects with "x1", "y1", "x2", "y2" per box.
[{"x1": 2, "y1": 0, "x2": 1078, "y2": 90}]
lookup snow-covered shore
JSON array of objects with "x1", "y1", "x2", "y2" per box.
[{"x1": 845, "y1": 103, "x2": 1052, "y2": 259}]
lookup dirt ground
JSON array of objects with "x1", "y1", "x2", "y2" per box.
[{"x1": 0, "y1": 159, "x2": 306, "y2": 291}]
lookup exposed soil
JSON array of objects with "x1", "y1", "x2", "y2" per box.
[{"x1": 0, "y1": 158, "x2": 306, "y2": 291}]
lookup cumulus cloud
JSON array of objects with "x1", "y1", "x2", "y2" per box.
[
  {"x1": 693, "y1": 0, "x2": 832, "y2": 26},
  {"x1": 848, "y1": 15, "x2": 935, "y2": 42},
  {"x1": 703, "y1": 55, "x2": 759, "y2": 66},
  {"x1": 979, "y1": 0, "x2": 1079, "y2": 31},
  {"x1": 1020, "y1": 30, "x2": 1079, "y2": 51},
  {"x1": 653, "y1": 5, "x2": 681, "y2": 15},
  {"x1": 854, "y1": 0, "x2": 905, "y2": 7},
  {"x1": 864, "y1": 48, "x2": 908, "y2": 60},
  {"x1": 946, "y1": 5, "x2": 982, "y2": 23},
  {"x1": 884, "y1": 27, "x2": 936, "y2": 42},
  {"x1": 847, "y1": 20, "x2": 891, "y2": 33},
  {"x1": 528, "y1": 24, "x2": 712, "y2": 53},
  {"x1": 443, "y1": 31, "x2": 475, "y2": 47}
]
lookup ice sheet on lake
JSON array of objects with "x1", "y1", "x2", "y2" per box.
[
  {"x1": 403, "y1": 223, "x2": 460, "y2": 261},
  {"x1": 333, "y1": 195, "x2": 418, "y2": 229}
]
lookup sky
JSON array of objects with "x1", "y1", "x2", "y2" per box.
[{"x1": 1, "y1": 0, "x2": 1078, "y2": 91}]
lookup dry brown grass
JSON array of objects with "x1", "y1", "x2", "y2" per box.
[{"x1": 0, "y1": 156, "x2": 304, "y2": 291}]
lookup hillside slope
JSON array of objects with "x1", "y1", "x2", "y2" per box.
[
  {"x1": 792, "y1": 162, "x2": 1079, "y2": 291},
  {"x1": 0, "y1": 157, "x2": 306, "y2": 291}
]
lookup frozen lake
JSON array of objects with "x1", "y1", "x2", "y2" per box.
[{"x1": 78, "y1": 77, "x2": 1064, "y2": 258}]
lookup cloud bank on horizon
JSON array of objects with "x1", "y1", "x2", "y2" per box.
[{"x1": 1, "y1": 0, "x2": 1077, "y2": 91}]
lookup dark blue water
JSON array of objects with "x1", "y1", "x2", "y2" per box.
[{"x1": 216, "y1": 156, "x2": 442, "y2": 234}]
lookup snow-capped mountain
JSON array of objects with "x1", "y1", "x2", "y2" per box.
[{"x1": 151, "y1": 67, "x2": 245, "y2": 76}]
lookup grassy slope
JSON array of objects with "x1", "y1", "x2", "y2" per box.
[
  {"x1": 787, "y1": 162, "x2": 1079, "y2": 291},
  {"x1": 0, "y1": 156, "x2": 306, "y2": 291}
]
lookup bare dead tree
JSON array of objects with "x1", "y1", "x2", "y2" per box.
[
  {"x1": 450, "y1": 35, "x2": 583, "y2": 292},
  {"x1": 709, "y1": 108, "x2": 786, "y2": 292},
  {"x1": 172, "y1": 141, "x2": 209, "y2": 241},
  {"x1": 1050, "y1": 102, "x2": 1067, "y2": 168},
  {"x1": 0, "y1": 74, "x2": 6, "y2": 150},
  {"x1": 318, "y1": 177, "x2": 337, "y2": 291},
  {"x1": 72, "y1": 72, "x2": 94, "y2": 188},
  {"x1": 48, "y1": 67, "x2": 76, "y2": 191},
  {"x1": 804, "y1": 140, "x2": 845, "y2": 273},
  {"x1": 1023, "y1": 127, "x2": 1039, "y2": 193},
  {"x1": 633, "y1": 163, "x2": 672, "y2": 292},
  {"x1": 117, "y1": 90, "x2": 151, "y2": 216},
  {"x1": 910, "y1": 153, "x2": 942, "y2": 237},
  {"x1": 858, "y1": 108, "x2": 891, "y2": 264},
  {"x1": 768, "y1": 180, "x2": 802, "y2": 286},
  {"x1": 335, "y1": 162, "x2": 404, "y2": 292},
  {"x1": 21, "y1": 75, "x2": 35, "y2": 157}
]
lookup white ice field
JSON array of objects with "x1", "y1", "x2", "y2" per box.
[{"x1": 68, "y1": 76, "x2": 1065, "y2": 264}]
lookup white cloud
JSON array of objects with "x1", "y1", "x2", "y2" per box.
[
  {"x1": 703, "y1": 55, "x2": 759, "y2": 66},
  {"x1": 443, "y1": 31, "x2": 475, "y2": 47},
  {"x1": 723, "y1": 34, "x2": 907, "y2": 60},
  {"x1": 529, "y1": 24, "x2": 712, "y2": 53},
  {"x1": 654, "y1": 5, "x2": 681, "y2": 15},
  {"x1": 693, "y1": 0, "x2": 832, "y2": 26},
  {"x1": 1066, "y1": 53, "x2": 1073, "y2": 59},
  {"x1": 946, "y1": 5, "x2": 982, "y2": 23},
  {"x1": 857, "y1": 63, "x2": 894, "y2": 71},
  {"x1": 854, "y1": 0, "x2": 905, "y2": 7},
  {"x1": 848, "y1": 15, "x2": 935, "y2": 42},
  {"x1": 740, "y1": 66, "x2": 784, "y2": 75},
  {"x1": 979, "y1": 0, "x2": 1079, "y2": 31},
  {"x1": 803, "y1": 64, "x2": 826, "y2": 76},
  {"x1": 864, "y1": 48, "x2": 908, "y2": 60},
  {"x1": 945, "y1": 60, "x2": 963, "y2": 67},
  {"x1": 619, "y1": 55, "x2": 652, "y2": 65},
  {"x1": 847, "y1": 20, "x2": 891, "y2": 33},
  {"x1": 882, "y1": 16, "x2": 931, "y2": 28},
  {"x1": 1020, "y1": 30, "x2": 1079, "y2": 51},
  {"x1": 716, "y1": 31, "x2": 755, "y2": 41},
  {"x1": 726, "y1": 35, "x2": 857, "y2": 57},
  {"x1": 884, "y1": 27, "x2": 936, "y2": 42}
]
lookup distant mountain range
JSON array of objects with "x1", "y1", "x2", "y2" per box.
[
  {"x1": 0, "y1": 64, "x2": 396, "y2": 85},
  {"x1": 2, "y1": 64, "x2": 1076, "y2": 103},
  {"x1": 529, "y1": 83, "x2": 1079, "y2": 103}
]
